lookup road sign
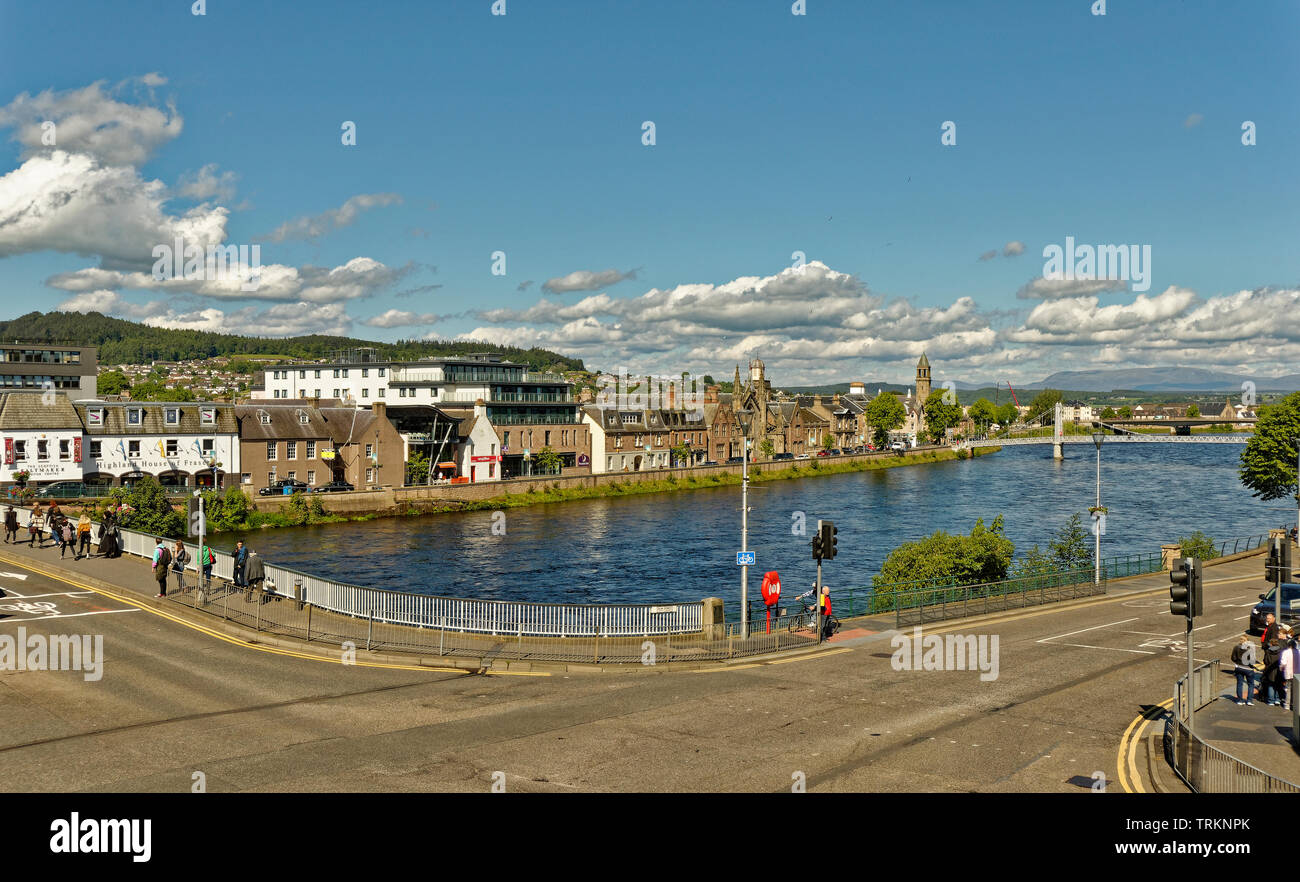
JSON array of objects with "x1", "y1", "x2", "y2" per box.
[{"x1": 736, "y1": 551, "x2": 755, "y2": 566}]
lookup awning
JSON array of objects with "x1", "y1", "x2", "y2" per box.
[{"x1": 437, "y1": 462, "x2": 458, "y2": 468}]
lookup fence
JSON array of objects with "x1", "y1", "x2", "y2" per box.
[{"x1": 1163, "y1": 658, "x2": 1300, "y2": 793}]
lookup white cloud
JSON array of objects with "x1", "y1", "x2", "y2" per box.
[
  {"x1": 176, "y1": 163, "x2": 238, "y2": 202},
  {"x1": 1017, "y1": 276, "x2": 1129, "y2": 300},
  {"x1": 362, "y1": 309, "x2": 448, "y2": 328},
  {"x1": 143, "y1": 302, "x2": 353, "y2": 337},
  {"x1": 541, "y1": 268, "x2": 637, "y2": 294},
  {"x1": 260, "y1": 193, "x2": 403, "y2": 242}
]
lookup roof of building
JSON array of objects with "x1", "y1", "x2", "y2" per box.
[
  {"x1": 0, "y1": 391, "x2": 84, "y2": 430},
  {"x1": 917, "y1": 352, "x2": 929, "y2": 369},
  {"x1": 77, "y1": 399, "x2": 239, "y2": 435},
  {"x1": 234, "y1": 404, "x2": 334, "y2": 440}
]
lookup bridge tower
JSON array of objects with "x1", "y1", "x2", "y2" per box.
[{"x1": 1052, "y1": 401, "x2": 1064, "y2": 460}]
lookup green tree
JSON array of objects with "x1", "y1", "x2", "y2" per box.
[
  {"x1": 821, "y1": 431, "x2": 835, "y2": 450},
  {"x1": 1026, "y1": 389, "x2": 1063, "y2": 422},
  {"x1": 1187, "y1": 404, "x2": 1200, "y2": 418},
  {"x1": 203, "y1": 486, "x2": 253, "y2": 531},
  {"x1": 1176, "y1": 530, "x2": 1216, "y2": 561},
  {"x1": 1239, "y1": 392, "x2": 1300, "y2": 500},
  {"x1": 865, "y1": 391, "x2": 906, "y2": 448},
  {"x1": 104, "y1": 476, "x2": 185, "y2": 538},
  {"x1": 1118, "y1": 405, "x2": 1133, "y2": 419},
  {"x1": 968, "y1": 397, "x2": 996, "y2": 429},
  {"x1": 873, "y1": 516, "x2": 1015, "y2": 600},
  {"x1": 97, "y1": 370, "x2": 130, "y2": 396},
  {"x1": 1048, "y1": 512, "x2": 1093, "y2": 571},
  {"x1": 535, "y1": 445, "x2": 562, "y2": 474},
  {"x1": 995, "y1": 402, "x2": 1019, "y2": 426},
  {"x1": 405, "y1": 450, "x2": 430, "y2": 485},
  {"x1": 128, "y1": 380, "x2": 195, "y2": 401},
  {"x1": 758, "y1": 438, "x2": 775, "y2": 459},
  {"x1": 1100, "y1": 406, "x2": 1116, "y2": 420},
  {"x1": 670, "y1": 441, "x2": 693, "y2": 466},
  {"x1": 923, "y1": 390, "x2": 962, "y2": 443},
  {"x1": 1012, "y1": 544, "x2": 1056, "y2": 579}
]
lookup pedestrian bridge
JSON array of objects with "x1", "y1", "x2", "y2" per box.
[{"x1": 967, "y1": 403, "x2": 1251, "y2": 457}]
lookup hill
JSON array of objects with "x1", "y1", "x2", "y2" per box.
[
  {"x1": 0, "y1": 312, "x2": 585, "y2": 374},
  {"x1": 1036, "y1": 366, "x2": 1300, "y2": 392}
]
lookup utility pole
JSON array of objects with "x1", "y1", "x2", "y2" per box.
[
  {"x1": 1092, "y1": 433, "x2": 1104, "y2": 584},
  {"x1": 740, "y1": 435, "x2": 750, "y2": 640}
]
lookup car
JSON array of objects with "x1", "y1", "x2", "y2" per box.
[
  {"x1": 35, "y1": 481, "x2": 89, "y2": 498},
  {"x1": 702, "y1": 460, "x2": 718, "y2": 466},
  {"x1": 816, "y1": 450, "x2": 831, "y2": 457},
  {"x1": 889, "y1": 441, "x2": 907, "y2": 453},
  {"x1": 796, "y1": 453, "x2": 810, "y2": 460},
  {"x1": 1250, "y1": 583, "x2": 1300, "y2": 633},
  {"x1": 772, "y1": 452, "x2": 795, "y2": 461},
  {"x1": 829, "y1": 448, "x2": 843, "y2": 456},
  {"x1": 725, "y1": 456, "x2": 745, "y2": 464},
  {"x1": 259, "y1": 478, "x2": 310, "y2": 496},
  {"x1": 313, "y1": 480, "x2": 355, "y2": 493}
]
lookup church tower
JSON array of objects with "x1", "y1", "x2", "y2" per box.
[{"x1": 916, "y1": 353, "x2": 931, "y2": 402}]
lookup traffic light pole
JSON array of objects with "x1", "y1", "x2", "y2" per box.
[
  {"x1": 741, "y1": 441, "x2": 749, "y2": 640},
  {"x1": 815, "y1": 559, "x2": 823, "y2": 645}
]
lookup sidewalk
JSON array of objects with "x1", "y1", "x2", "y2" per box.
[{"x1": 1194, "y1": 681, "x2": 1300, "y2": 783}]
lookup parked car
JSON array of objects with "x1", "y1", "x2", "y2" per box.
[
  {"x1": 702, "y1": 460, "x2": 718, "y2": 466},
  {"x1": 725, "y1": 456, "x2": 745, "y2": 464},
  {"x1": 772, "y1": 452, "x2": 795, "y2": 461},
  {"x1": 816, "y1": 450, "x2": 831, "y2": 457},
  {"x1": 1250, "y1": 583, "x2": 1300, "y2": 633},
  {"x1": 36, "y1": 481, "x2": 89, "y2": 498},
  {"x1": 829, "y1": 448, "x2": 843, "y2": 456},
  {"x1": 313, "y1": 480, "x2": 355, "y2": 493},
  {"x1": 796, "y1": 453, "x2": 811, "y2": 460},
  {"x1": 889, "y1": 441, "x2": 907, "y2": 453},
  {"x1": 259, "y1": 478, "x2": 310, "y2": 496}
]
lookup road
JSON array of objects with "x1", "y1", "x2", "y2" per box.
[{"x1": 0, "y1": 547, "x2": 1289, "y2": 793}]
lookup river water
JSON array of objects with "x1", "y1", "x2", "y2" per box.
[{"x1": 229, "y1": 444, "x2": 1282, "y2": 605}]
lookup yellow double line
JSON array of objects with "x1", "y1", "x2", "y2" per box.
[{"x1": 1115, "y1": 698, "x2": 1174, "y2": 793}]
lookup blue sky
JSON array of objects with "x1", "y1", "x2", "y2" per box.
[{"x1": 0, "y1": 0, "x2": 1296, "y2": 385}]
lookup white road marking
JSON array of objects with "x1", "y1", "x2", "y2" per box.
[
  {"x1": 1037, "y1": 618, "x2": 1139, "y2": 644},
  {"x1": 0, "y1": 591, "x2": 91, "y2": 600},
  {"x1": 1054, "y1": 642, "x2": 1156, "y2": 655},
  {"x1": 0, "y1": 608, "x2": 139, "y2": 623},
  {"x1": 0, "y1": 572, "x2": 29, "y2": 580}
]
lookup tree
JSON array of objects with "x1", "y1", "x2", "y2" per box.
[
  {"x1": 994, "y1": 402, "x2": 1019, "y2": 426},
  {"x1": 758, "y1": 438, "x2": 775, "y2": 459},
  {"x1": 1187, "y1": 404, "x2": 1200, "y2": 418},
  {"x1": 405, "y1": 450, "x2": 431, "y2": 485},
  {"x1": 1026, "y1": 389, "x2": 1063, "y2": 422},
  {"x1": 1177, "y1": 530, "x2": 1216, "y2": 561},
  {"x1": 923, "y1": 391, "x2": 962, "y2": 443},
  {"x1": 535, "y1": 445, "x2": 562, "y2": 474},
  {"x1": 1100, "y1": 406, "x2": 1116, "y2": 420},
  {"x1": 1117, "y1": 405, "x2": 1133, "y2": 419},
  {"x1": 97, "y1": 370, "x2": 130, "y2": 396},
  {"x1": 873, "y1": 515, "x2": 1014, "y2": 598},
  {"x1": 670, "y1": 441, "x2": 693, "y2": 466},
  {"x1": 865, "y1": 391, "x2": 906, "y2": 448},
  {"x1": 1239, "y1": 392, "x2": 1300, "y2": 500},
  {"x1": 128, "y1": 380, "x2": 195, "y2": 401},
  {"x1": 821, "y1": 432, "x2": 835, "y2": 450},
  {"x1": 1012, "y1": 545, "x2": 1056, "y2": 579},
  {"x1": 968, "y1": 397, "x2": 996, "y2": 429},
  {"x1": 104, "y1": 476, "x2": 185, "y2": 538},
  {"x1": 1048, "y1": 512, "x2": 1093, "y2": 571}
]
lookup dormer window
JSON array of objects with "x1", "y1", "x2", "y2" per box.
[
  {"x1": 86, "y1": 408, "x2": 104, "y2": 427},
  {"x1": 127, "y1": 408, "x2": 142, "y2": 426},
  {"x1": 164, "y1": 407, "x2": 180, "y2": 426},
  {"x1": 259, "y1": 411, "x2": 271, "y2": 425},
  {"x1": 298, "y1": 411, "x2": 309, "y2": 425}
]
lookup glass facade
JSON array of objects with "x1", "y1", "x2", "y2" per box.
[
  {"x1": 3, "y1": 348, "x2": 82, "y2": 364},
  {"x1": 486, "y1": 406, "x2": 580, "y2": 425}
]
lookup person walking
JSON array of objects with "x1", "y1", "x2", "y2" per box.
[
  {"x1": 171, "y1": 540, "x2": 190, "y2": 593},
  {"x1": 231, "y1": 540, "x2": 248, "y2": 589},
  {"x1": 1231, "y1": 633, "x2": 1258, "y2": 705},
  {"x1": 151, "y1": 538, "x2": 171, "y2": 598},
  {"x1": 245, "y1": 549, "x2": 265, "y2": 602},
  {"x1": 76, "y1": 512, "x2": 92, "y2": 559},
  {"x1": 58, "y1": 518, "x2": 73, "y2": 558},
  {"x1": 3, "y1": 506, "x2": 16, "y2": 544},
  {"x1": 28, "y1": 507, "x2": 45, "y2": 548},
  {"x1": 819, "y1": 586, "x2": 833, "y2": 642},
  {"x1": 199, "y1": 541, "x2": 215, "y2": 589}
]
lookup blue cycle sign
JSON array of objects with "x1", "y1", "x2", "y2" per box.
[{"x1": 736, "y1": 551, "x2": 755, "y2": 566}]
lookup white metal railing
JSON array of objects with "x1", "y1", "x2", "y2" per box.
[{"x1": 5, "y1": 504, "x2": 704, "y2": 637}]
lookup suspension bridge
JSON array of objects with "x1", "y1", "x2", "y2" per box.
[{"x1": 967, "y1": 402, "x2": 1251, "y2": 458}]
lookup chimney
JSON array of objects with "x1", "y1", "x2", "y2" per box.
[
  {"x1": 706, "y1": 384, "x2": 720, "y2": 404},
  {"x1": 474, "y1": 397, "x2": 486, "y2": 418},
  {"x1": 372, "y1": 400, "x2": 386, "y2": 421},
  {"x1": 667, "y1": 382, "x2": 676, "y2": 410},
  {"x1": 833, "y1": 393, "x2": 840, "y2": 406}
]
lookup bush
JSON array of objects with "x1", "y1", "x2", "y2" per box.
[
  {"x1": 102, "y1": 476, "x2": 185, "y2": 538},
  {"x1": 874, "y1": 515, "x2": 1014, "y2": 599},
  {"x1": 1177, "y1": 530, "x2": 1216, "y2": 561}
]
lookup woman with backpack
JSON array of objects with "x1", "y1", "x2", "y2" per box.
[
  {"x1": 76, "y1": 513, "x2": 92, "y2": 559},
  {"x1": 171, "y1": 540, "x2": 190, "y2": 592},
  {"x1": 58, "y1": 519, "x2": 74, "y2": 558},
  {"x1": 199, "y1": 542, "x2": 215, "y2": 589},
  {"x1": 28, "y1": 506, "x2": 45, "y2": 547}
]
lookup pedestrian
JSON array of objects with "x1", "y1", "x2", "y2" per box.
[
  {"x1": 151, "y1": 537, "x2": 171, "y2": 598},
  {"x1": 231, "y1": 540, "x2": 248, "y2": 589},
  {"x1": 245, "y1": 549, "x2": 265, "y2": 601},
  {"x1": 1262, "y1": 612, "x2": 1278, "y2": 647},
  {"x1": 1279, "y1": 627, "x2": 1299, "y2": 711},
  {"x1": 2, "y1": 506, "x2": 15, "y2": 543},
  {"x1": 819, "y1": 585, "x2": 833, "y2": 641},
  {"x1": 76, "y1": 512, "x2": 91, "y2": 559},
  {"x1": 58, "y1": 518, "x2": 73, "y2": 558},
  {"x1": 171, "y1": 540, "x2": 190, "y2": 593},
  {"x1": 199, "y1": 541, "x2": 215, "y2": 589},
  {"x1": 28, "y1": 508, "x2": 45, "y2": 547},
  {"x1": 1231, "y1": 633, "x2": 1257, "y2": 705},
  {"x1": 1260, "y1": 631, "x2": 1284, "y2": 706}
]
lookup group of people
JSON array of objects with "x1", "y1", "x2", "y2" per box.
[
  {"x1": 3, "y1": 502, "x2": 100, "y2": 560},
  {"x1": 150, "y1": 537, "x2": 266, "y2": 600},
  {"x1": 1232, "y1": 612, "x2": 1300, "y2": 708}
]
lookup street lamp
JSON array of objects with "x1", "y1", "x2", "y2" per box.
[{"x1": 1091, "y1": 432, "x2": 1105, "y2": 584}]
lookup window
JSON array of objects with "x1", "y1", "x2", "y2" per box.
[
  {"x1": 332, "y1": 369, "x2": 340, "y2": 378},
  {"x1": 545, "y1": 431, "x2": 551, "y2": 446},
  {"x1": 241, "y1": 473, "x2": 252, "y2": 484},
  {"x1": 366, "y1": 467, "x2": 374, "y2": 483},
  {"x1": 314, "y1": 369, "x2": 321, "y2": 379},
  {"x1": 287, "y1": 441, "x2": 297, "y2": 459},
  {"x1": 57, "y1": 439, "x2": 70, "y2": 461},
  {"x1": 201, "y1": 407, "x2": 216, "y2": 425},
  {"x1": 201, "y1": 439, "x2": 214, "y2": 455},
  {"x1": 362, "y1": 368, "x2": 369, "y2": 378},
  {"x1": 165, "y1": 407, "x2": 179, "y2": 425},
  {"x1": 299, "y1": 370, "x2": 306, "y2": 379},
  {"x1": 307, "y1": 470, "x2": 316, "y2": 485},
  {"x1": 12, "y1": 441, "x2": 24, "y2": 460},
  {"x1": 361, "y1": 388, "x2": 369, "y2": 398},
  {"x1": 365, "y1": 443, "x2": 373, "y2": 458},
  {"x1": 128, "y1": 441, "x2": 140, "y2": 458},
  {"x1": 341, "y1": 369, "x2": 349, "y2": 378},
  {"x1": 87, "y1": 408, "x2": 104, "y2": 427},
  {"x1": 399, "y1": 388, "x2": 407, "y2": 398},
  {"x1": 378, "y1": 367, "x2": 386, "y2": 377},
  {"x1": 267, "y1": 442, "x2": 277, "y2": 460},
  {"x1": 378, "y1": 388, "x2": 385, "y2": 398},
  {"x1": 314, "y1": 389, "x2": 321, "y2": 398},
  {"x1": 89, "y1": 441, "x2": 101, "y2": 459},
  {"x1": 268, "y1": 467, "x2": 276, "y2": 482},
  {"x1": 165, "y1": 439, "x2": 178, "y2": 457},
  {"x1": 259, "y1": 412, "x2": 271, "y2": 425},
  {"x1": 504, "y1": 431, "x2": 510, "y2": 448},
  {"x1": 36, "y1": 440, "x2": 48, "y2": 460},
  {"x1": 333, "y1": 389, "x2": 340, "y2": 398},
  {"x1": 298, "y1": 390, "x2": 305, "y2": 398},
  {"x1": 489, "y1": 463, "x2": 495, "y2": 478},
  {"x1": 306, "y1": 441, "x2": 316, "y2": 459},
  {"x1": 127, "y1": 408, "x2": 142, "y2": 426},
  {"x1": 298, "y1": 412, "x2": 309, "y2": 424},
  {"x1": 287, "y1": 471, "x2": 296, "y2": 481}
]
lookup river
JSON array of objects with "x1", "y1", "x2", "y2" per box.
[{"x1": 229, "y1": 443, "x2": 1281, "y2": 605}]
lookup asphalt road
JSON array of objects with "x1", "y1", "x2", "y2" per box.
[{"x1": 0, "y1": 549, "x2": 1290, "y2": 793}]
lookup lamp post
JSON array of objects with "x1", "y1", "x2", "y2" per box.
[{"x1": 1092, "y1": 432, "x2": 1104, "y2": 584}]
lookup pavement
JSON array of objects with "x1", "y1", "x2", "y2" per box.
[{"x1": 2, "y1": 534, "x2": 1297, "y2": 793}]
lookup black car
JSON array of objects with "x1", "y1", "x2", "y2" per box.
[
  {"x1": 725, "y1": 456, "x2": 745, "y2": 464},
  {"x1": 772, "y1": 452, "x2": 795, "y2": 461},
  {"x1": 1250, "y1": 583, "x2": 1300, "y2": 633},
  {"x1": 36, "y1": 481, "x2": 88, "y2": 498},
  {"x1": 829, "y1": 448, "x2": 843, "y2": 456},
  {"x1": 259, "y1": 478, "x2": 310, "y2": 496},
  {"x1": 313, "y1": 480, "x2": 355, "y2": 493}
]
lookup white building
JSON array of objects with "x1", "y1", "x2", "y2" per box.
[
  {"x1": 77, "y1": 400, "x2": 241, "y2": 489},
  {"x1": 0, "y1": 393, "x2": 88, "y2": 484}
]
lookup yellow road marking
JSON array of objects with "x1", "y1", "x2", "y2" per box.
[
  {"x1": 766, "y1": 647, "x2": 853, "y2": 664},
  {"x1": 1116, "y1": 697, "x2": 1173, "y2": 793},
  {"x1": 693, "y1": 663, "x2": 762, "y2": 673},
  {"x1": 0, "y1": 552, "x2": 472, "y2": 675}
]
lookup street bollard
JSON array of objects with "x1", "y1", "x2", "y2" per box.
[
  {"x1": 294, "y1": 578, "x2": 304, "y2": 611},
  {"x1": 306, "y1": 603, "x2": 312, "y2": 643},
  {"x1": 439, "y1": 615, "x2": 445, "y2": 656},
  {"x1": 367, "y1": 608, "x2": 374, "y2": 652},
  {"x1": 254, "y1": 594, "x2": 261, "y2": 632}
]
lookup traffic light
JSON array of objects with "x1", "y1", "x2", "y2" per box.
[
  {"x1": 1169, "y1": 557, "x2": 1203, "y2": 620},
  {"x1": 811, "y1": 534, "x2": 823, "y2": 561},
  {"x1": 818, "y1": 519, "x2": 838, "y2": 561}
]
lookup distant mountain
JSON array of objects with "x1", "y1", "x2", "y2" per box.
[
  {"x1": 0, "y1": 311, "x2": 586, "y2": 374},
  {"x1": 1035, "y1": 366, "x2": 1300, "y2": 393}
]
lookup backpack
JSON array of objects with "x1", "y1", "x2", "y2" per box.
[
  {"x1": 157, "y1": 546, "x2": 171, "y2": 569},
  {"x1": 204, "y1": 548, "x2": 215, "y2": 565}
]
